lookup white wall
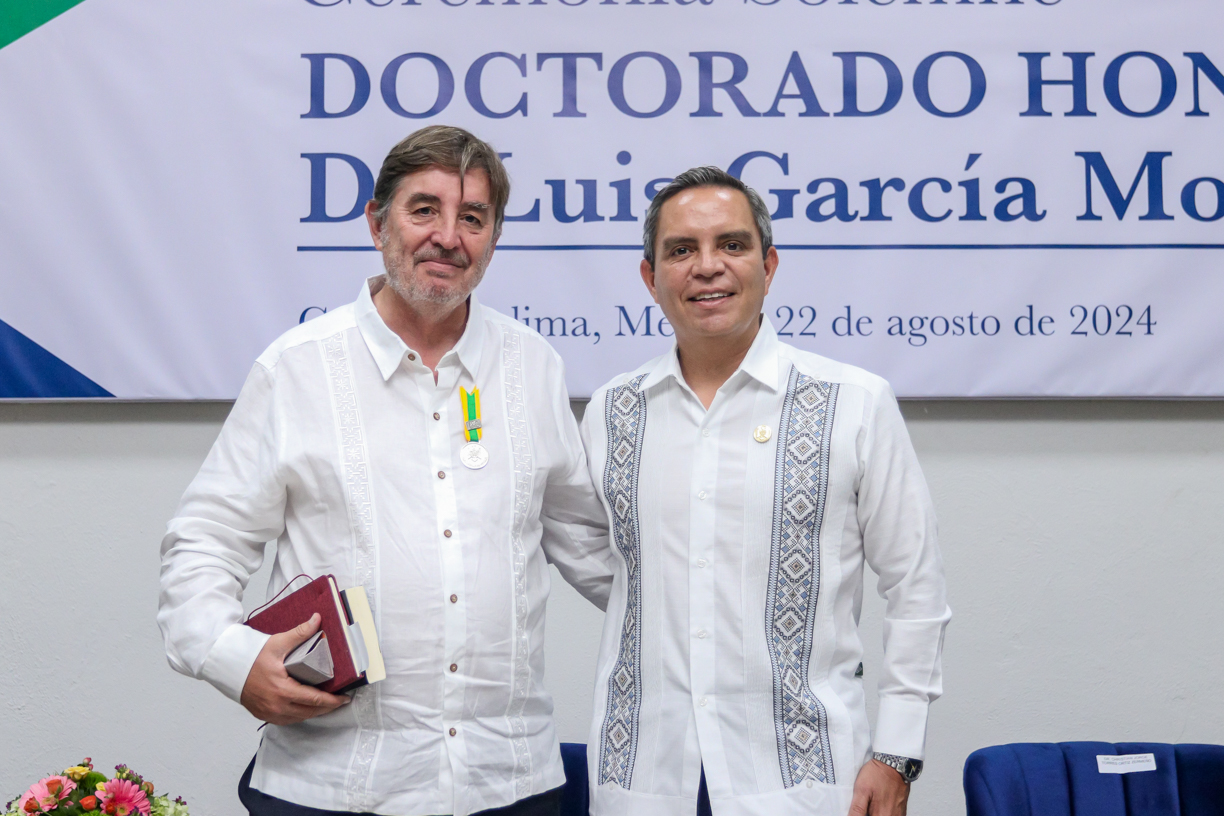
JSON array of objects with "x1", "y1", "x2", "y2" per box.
[{"x1": 2, "y1": 400, "x2": 1222, "y2": 815}]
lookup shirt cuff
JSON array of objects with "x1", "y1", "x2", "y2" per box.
[
  {"x1": 873, "y1": 697, "x2": 930, "y2": 761},
  {"x1": 199, "y1": 623, "x2": 271, "y2": 703}
]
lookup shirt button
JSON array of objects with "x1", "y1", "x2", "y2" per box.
[
  {"x1": 696, "y1": 629, "x2": 707, "y2": 639},
  {"x1": 407, "y1": 353, "x2": 417, "y2": 362},
  {"x1": 449, "y1": 663, "x2": 458, "y2": 673},
  {"x1": 449, "y1": 727, "x2": 457, "y2": 737},
  {"x1": 443, "y1": 529, "x2": 452, "y2": 538},
  {"x1": 438, "y1": 471, "x2": 446, "y2": 479},
  {"x1": 696, "y1": 559, "x2": 707, "y2": 568},
  {"x1": 806, "y1": 781, "x2": 813, "y2": 789},
  {"x1": 697, "y1": 490, "x2": 707, "y2": 500},
  {"x1": 701, "y1": 429, "x2": 710, "y2": 438},
  {"x1": 433, "y1": 412, "x2": 441, "y2": 420},
  {"x1": 450, "y1": 594, "x2": 458, "y2": 603},
  {"x1": 699, "y1": 697, "x2": 708, "y2": 707}
]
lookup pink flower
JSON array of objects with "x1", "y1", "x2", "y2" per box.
[
  {"x1": 18, "y1": 776, "x2": 76, "y2": 814},
  {"x1": 96, "y1": 780, "x2": 150, "y2": 816}
]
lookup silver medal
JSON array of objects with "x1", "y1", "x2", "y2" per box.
[{"x1": 460, "y1": 442, "x2": 489, "y2": 470}]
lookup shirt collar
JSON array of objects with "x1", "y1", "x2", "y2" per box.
[
  {"x1": 355, "y1": 275, "x2": 486, "y2": 381},
  {"x1": 640, "y1": 314, "x2": 781, "y2": 393},
  {"x1": 739, "y1": 315, "x2": 782, "y2": 391},
  {"x1": 640, "y1": 340, "x2": 684, "y2": 392}
]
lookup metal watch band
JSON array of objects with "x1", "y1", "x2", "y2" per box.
[{"x1": 872, "y1": 752, "x2": 924, "y2": 783}]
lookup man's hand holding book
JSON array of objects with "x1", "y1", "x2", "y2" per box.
[{"x1": 240, "y1": 613, "x2": 353, "y2": 726}]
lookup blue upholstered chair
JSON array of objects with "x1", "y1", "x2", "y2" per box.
[
  {"x1": 558, "y1": 743, "x2": 713, "y2": 816},
  {"x1": 964, "y1": 742, "x2": 1224, "y2": 816},
  {"x1": 559, "y1": 744, "x2": 590, "y2": 816}
]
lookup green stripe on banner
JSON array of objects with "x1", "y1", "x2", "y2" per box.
[{"x1": 1, "y1": 0, "x2": 88, "y2": 50}]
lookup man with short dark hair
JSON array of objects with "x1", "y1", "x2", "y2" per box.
[
  {"x1": 580, "y1": 167, "x2": 950, "y2": 816},
  {"x1": 159, "y1": 125, "x2": 611, "y2": 816}
]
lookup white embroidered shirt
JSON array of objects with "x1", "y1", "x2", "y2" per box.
[
  {"x1": 580, "y1": 318, "x2": 951, "y2": 816},
  {"x1": 158, "y1": 277, "x2": 612, "y2": 816}
]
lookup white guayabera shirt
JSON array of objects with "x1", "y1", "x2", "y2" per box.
[
  {"x1": 580, "y1": 318, "x2": 951, "y2": 816},
  {"x1": 158, "y1": 277, "x2": 612, "y2": 816}
]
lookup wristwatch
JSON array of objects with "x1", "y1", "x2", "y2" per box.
[{"x1": 872, "y1": 752, "x2": 924, "y2": 783}]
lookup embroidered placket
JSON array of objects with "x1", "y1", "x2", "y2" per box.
[
  {"x1": 766, "y1": 366, "x2": 839, "y2": 787},
  {"x1": 501, "y1": 327, "x2": 536, "y2": 799},
  {"x1": 322, "y1": 331, "x2": 382, "y2": 810},
  {"x1": 597, "y1": 374, "x2": 649, "y2": 788}
]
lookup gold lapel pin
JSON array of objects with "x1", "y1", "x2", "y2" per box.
[{"x1": 753, "y1": 425, "x2": 772, "y2": 443}]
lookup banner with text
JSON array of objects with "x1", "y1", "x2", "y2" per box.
[{"x1": 1, "y1": 0, "x2": 1221, "y2": 398}]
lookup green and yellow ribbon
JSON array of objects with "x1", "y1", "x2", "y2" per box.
[{"x1": 460, "y1": 387, "x2": 482, "y2": 443}]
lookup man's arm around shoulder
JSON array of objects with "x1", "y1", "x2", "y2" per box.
[{"x1": 536, "y1": 354, "x2": 613, "y2": 610}]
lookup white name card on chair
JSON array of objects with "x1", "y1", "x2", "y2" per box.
[{"x1": 1097, "y1": 754, "x2": 1157, "y2": 774}]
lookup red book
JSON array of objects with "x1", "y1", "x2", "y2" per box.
[{"x1": 245, "y1": 575, "x2": 385, "y2": 694}]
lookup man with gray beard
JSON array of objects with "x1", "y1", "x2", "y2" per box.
[{"x1": 158, "y1": 126, "x2": 612, "y2": 816}]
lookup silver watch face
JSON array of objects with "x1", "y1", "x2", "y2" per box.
[{"x1": 873, "y1": 752, "x2": 923, "y2": 783}]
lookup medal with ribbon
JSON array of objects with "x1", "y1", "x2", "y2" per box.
[{"x1": 459, "y1": 387, "x2": 489, "y2": 469}]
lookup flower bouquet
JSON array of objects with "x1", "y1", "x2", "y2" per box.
[{"x1": 4, "y1": 760, "x2": 188, "y2": 816}]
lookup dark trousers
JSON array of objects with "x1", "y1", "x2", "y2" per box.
[
  {"x1": 697, "y1": 767, "x2": 712, "y2": 816},
  {"x1": 239, "y1": 757, "x2": 563, "y2": 816}
]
